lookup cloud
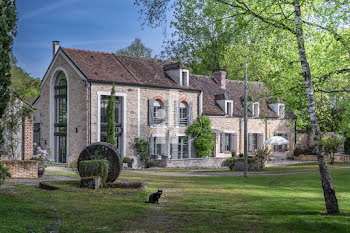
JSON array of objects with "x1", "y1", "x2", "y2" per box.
[{"x1": 19, "y1": 0, "x2": 80, "y2": 21}]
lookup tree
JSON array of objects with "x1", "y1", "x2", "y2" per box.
[
  {"x1": 10, "y1": 66, "x2": 40, "y2": 103},
  {"x1": 186, "y1": 116, "x2": 215, "y2": 157},
  {"x1": 135, "y1": 0, "x2": 350, "y2": 214},
  {"x1": 107, "y1": 85, "x2": 116, "y2": 146},
  {"x1": 116, "y1": 38, "x2": 152, "y2": 57},
  {"x1": 0, "y1": 0, "x2": 17, "y2": 157},
  {"x1": 320, "y1": 135, "x2": 344, "y2": 164}
]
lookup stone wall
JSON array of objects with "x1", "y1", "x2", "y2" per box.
[
  {"x1": 158, "y1": 157, "x2": 227, "y2": 168},
  {"x1": 231, "y1": 158, "x2": 265, "y2": 171},
  {"x1": 0, "y1": 160, "x2": 38, "y2": 178},
  {"x1": 294, "y1": 154, "x2": 350, "y2": 162}
]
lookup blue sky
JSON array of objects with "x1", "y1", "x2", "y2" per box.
[{"x1": 13, "y1": 0, "x2": 167, "y2": 79}]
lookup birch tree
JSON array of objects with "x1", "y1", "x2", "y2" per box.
[{"x1": 135, "y1": 0, "x2": 350, "y2": 214}]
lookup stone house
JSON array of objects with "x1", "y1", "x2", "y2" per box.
[{"x1": 33, "y1": 41, "x2": 296, "y2": 167}]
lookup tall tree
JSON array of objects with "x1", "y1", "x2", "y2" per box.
[
  {"x1": 0, "y1": 0, "x2": 17, "y2": 156},
  {"x1": 135, "y1": 0, "x2": 350, "y2": 214},
  {"x1": 10, "y1": 66, "x2": 40, "y2": 103},
  {"x1": 107, "y1": 85, "x2": 116, "y2": 146},
  {"x1": 116, "y1": 38, "x2": 153, "y2": 57}
]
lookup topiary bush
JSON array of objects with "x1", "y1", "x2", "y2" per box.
[
  {"x1": 79, "y1": 160, "x2": 109, "y2": 186},
  {"x1": 0, "y1": 163, "x2": 11, "y2": 186}
]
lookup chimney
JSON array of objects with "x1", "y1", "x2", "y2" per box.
[
  {"x1": 52, "y1": 41, "x2": 60, "y2": 57},
  {"x1": 214, "y1": 71, "x2": 226, "y2": 89}
]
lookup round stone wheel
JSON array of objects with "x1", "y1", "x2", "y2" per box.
[{"x1": 78, "y1": 142, "x2": 123, "y2": 183}]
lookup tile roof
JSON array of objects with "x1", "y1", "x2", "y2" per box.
[
  {"x1": 61, "y1": 47, "x2": 295, "y2": 119},
  {"x1": 61, "y1": 47, "x2": 201, "y2": 90},
  {"x1": 192, "y1": 74, "x2": 296, "y2": 118}
]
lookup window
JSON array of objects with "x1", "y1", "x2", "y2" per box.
[
  {"x1": 252, "y1": 102, "x2": 259, "y2": 118},
  {"x1": 278, "y1": 104, "x2": 285, "y2": 119},
  {"x1": 220, "y1": 133, "x2": 237, "y2": 153},
  {"x1": 153, "y1": 100, "x2": 166, "y2": 125},
  {"x1": 179, "y1": 102, "x2": 188, "y2": 126},
  {"x1": 150, "y1": 137, "x2": 167, "y2": 158},
  {"x1": 275, "y1": 133, "x2": 288, "y2": 151},
  {"x1": 54, "y1": 72, "x2": 67, "y2": 163},
  {"x1": 100, "y1": 95, "x2": 123, "y2": 153},
  {"x1": 225, "y1": 101, "x2": 233, "y2": 116},
  {"x1": 181, "y1": 70, "x2": 188, "y2": 87},
  {"x1": 248, "y1": 133, "x2": 263, "y2": 152},
  {"x1": 178, "y1": 136, "x2": 189, "y2": 159}
]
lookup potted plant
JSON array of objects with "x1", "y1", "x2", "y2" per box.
[
  {"x1": 32, "y1": 143, "x2": 50, "y2": 177},
  {"x1": 123, "y1": 157, "x2": 134, "y2": 168}
]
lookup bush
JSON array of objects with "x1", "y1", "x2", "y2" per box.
[
  {"x1": 147, "y1": 159, "x2": 155, "y2": 168},
  {"x1": 226, "y1": 158, "x2": 235, "y2": 170},
  {"x1": 239, "y1": 153, "x2": 244, "y2": 158},
  {"x1": 123, "y1": 157, "x2": 134, "y2": 164},
  {"x1": 0, "y1": 163, "x2": 11, "y2": 186},
  {"x1": 344, "y1": 137, "x2": 350, "y2": 155},
  {"x1": 134, "y1": 138, "x2": 151, "y2": 164},
  {"x1": 320, "y1": 135, "x2": 344, "y2": 164},
  {"x1": 79, "y1": 160, "x2": 109, "y2": 186},
  {"x1": 186, "y1": 116, "x2": 215, "y2": 158},
  {"x1": 252, "y1": 147, "x2": 271, "y2": 161},
  {"x1": 231, "y1": 151, "x2": 236, "y2": 157},
  {"x1": 293, "y1": 148, "x2": 304, "y2": 156}
]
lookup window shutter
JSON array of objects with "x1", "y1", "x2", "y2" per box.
[
  {"x1": 248, "y1": 133, "x2": 253, "y2": 151},
  {"x1": 233, "y1": 133, "x2": 237, "y2": 152},
  {"x1": 229, "y1": 134, "x2": 234, "y2": 151},
  {"x1": 164, "y1": 100, "x2": 169, "y2": 125},
  {"x1": 188, "y1": 101, "x2": 194, "y2": 125},
  {"x1": 258, "y1": 134, "x2": 263, "y2": 149},
  {"x1": 164, "y1": 137, "x2": 169, "y2": 156},
  {"x1": 274, "y1": 132, "x2": 277, "y2": 151},
  {"x1": 149, "y1": 137, "x2": 155, "y2": 155},
  {"x1": 148, "y1": 99, "x2": 154, "y2": 126},
  {"x1": 174, "y1": 101, "x2": 179, "y2": 126},
  {"x1": 170, "y1": 136, "x2": 178, "y2": 159},
  {"x1": 220, "y1": 133, "x2": 225, "y2": 153}
]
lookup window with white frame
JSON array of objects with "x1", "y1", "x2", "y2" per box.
[
  {"x1": 248, "y1": 133, "x2": 263, "y2": 152},
  {"x1": 252, "y1": 102, "x2": 259, "y2": 118},
  {"x1": 179, "y1": 102, "x2": 189, "y2": 126},
  {"x1": 278, "y1": 104, "x2": 285, "y2": 119},
  {"x1": 178, "y1": 136, "x2": 189, "y2": 159},
  {"x1": 150, "y1": 137, "x2": 167, "y2": 157},
  {"x1": 225, "y1": 101, "x2": 233, "y2": 116},
  {"x1": 153, "y1": 100, "x2": 166, "y2": 125},
  {"x1": 181, "y1": 70, "x2": 189, "y2": 87},
  {"x1": 220, "y1": 133, "x2": 237, "y2": 153}
]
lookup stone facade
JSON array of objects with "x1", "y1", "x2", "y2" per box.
[
  {"x1": 23, "y1": 116, "x2": 34, "y2": 160},
  {"x1": 209, "y1": 116, "x2": 295, "y2": 158},
  {"x1": 160, "y1": 157, "x2": 227, "y2": 168},
  {"x1": 1, "y1": 160, "x2": 38, "y2": 178}
]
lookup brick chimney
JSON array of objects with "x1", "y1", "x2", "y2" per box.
[
  {"x1": 214, "y1": 71, "x2": 226, "y2": 89},
  {"x1": 53, "y1": 41, "x2": 60, "y2": 57}
]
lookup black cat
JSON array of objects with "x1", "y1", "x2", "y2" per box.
[{"x1": 145, "y1": 190, "x2": 162, "y2": 204}]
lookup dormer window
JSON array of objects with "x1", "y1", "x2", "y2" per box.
[
  {"x1": 181, "y1": 70, "x2": 189, "y2": 87},
  {"x1": 252, "y1": 102, "x2": 259, "y2": 118},
  {"x1": 278, "y1": 104, "x2": 285, "y2": 119},
  {"x1": 225, "y1": 100, "x2": 233, "y2": 116}
]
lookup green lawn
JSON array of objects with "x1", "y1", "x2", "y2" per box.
[{"x1": 1, "y1": 167, "x2": 350, "y2": 232}]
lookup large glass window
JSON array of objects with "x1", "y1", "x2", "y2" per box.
[
  {"x1": 100, "y1": 95, "x2": 123, "y2": 153},
  {"x1": 179, "y1": 102, "x2": 188, "y2": 126},
  {"x1": 54, "y1": 72, "x2": 67, "y2": 163},
  {"x1": 178, "y1": 136, "x2": 189, "y2": 159},
  {"x1": 153, "y1": 100, "x2": 165, "y2": 125}
]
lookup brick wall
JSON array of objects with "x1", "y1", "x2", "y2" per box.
[
  {"x1": 0, "y1": 160, "x2": 38, "y2": 178},
  {"x1": 23, "y1": 116, "x2": 34, "y2": 160}
]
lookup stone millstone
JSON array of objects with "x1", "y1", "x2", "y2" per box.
[{"x1": 78, "y1": 142, "x2": 123, "y2": 183}]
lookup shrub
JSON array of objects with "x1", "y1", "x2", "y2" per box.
[
  {"x1": 320, "y1": 135, "x2": 344, "y2": 164},
  {"x1": 231, "y1": 151, "x2": 236, "y2": 157},
  {"x1": 147, "y1": 159, "x2": 155, "y2": 168},
  {"x1": 186, "y1": 116, "x2": 215, "y2": 157},
  {"x1": 252, "y1": 147, "x2": 271, "y2": 161},
  {"x1": 0, "y1": 163, "x2": 11, "y2": 186},
  {"x1": 123, "y1": 157, "x2": 134, "y2": 164},
  {"x1": 79, "y1": 160, "x2": 109, "y2": 186},
  {"x1": 134, "y1": 138, "x2": 151, "y2": 165},
  {"x1": 226, "y1": 158, "x2": 235, "y2": 170},
  {"x1": 32, "y1": 143, "x2": 51, "y2": 168},
  {"x1": 293, "y1": 148, "x2": 304, "y2": 156},
  {"x1": 344, "y1": 137, "x2": 350, "y2": 155},
  {"x1": 239, "y1": 153, "x2": 244, "y2": 158}
]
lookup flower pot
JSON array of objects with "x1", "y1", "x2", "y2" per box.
[{"x1": 38, "y1": 167, "x2": 45, "y2": 177}]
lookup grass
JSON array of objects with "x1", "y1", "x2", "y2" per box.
[{"x1": 1, "y1": 165, "x2": 350, "y2": 232}]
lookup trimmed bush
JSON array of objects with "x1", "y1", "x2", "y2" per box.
[
  {"x1": 79, "y1": 160, "x2": 109, "y2": 186},
  {"x1": 226, "y1": 158, "x2": 235, "y2": 170},
  {"x1": 0, "y1": 163, "x2": 11, "y2": 186}
]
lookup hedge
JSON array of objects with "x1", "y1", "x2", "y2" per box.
[{"x1": 79, "y1": 159, "x2": 109, "y2": 186}]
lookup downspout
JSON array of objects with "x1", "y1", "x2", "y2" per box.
[{"x1": 89, "y1": 81, "x2": 92, "y2": 145}]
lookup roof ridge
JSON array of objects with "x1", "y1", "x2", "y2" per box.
[
  {"x1": 226, "y1": 79, "x2": 265, "y2": 85},
  {"x1": 116, "y1": 53, "x2": 169, "y2": 63},
  {"x1": 62, "y1": 47, "x2": 113, "y2": 55}
]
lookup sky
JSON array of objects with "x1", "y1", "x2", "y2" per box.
[{"x1": 13, "y1": 0, "x2": 167, "y2": 79}]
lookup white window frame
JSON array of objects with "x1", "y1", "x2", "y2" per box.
[
  {"x1": 225, "y1": 100, "x2": 233, "y2": 116},
  {"x1": 278, "y1": 103, "x2": 285, "y2": 119},
  {"x1": 180, "y1": 69, "x2": 189, "y2": 87},
  {"x1": 252, "y1": 102, "x2": 260, "y2": 118}
]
